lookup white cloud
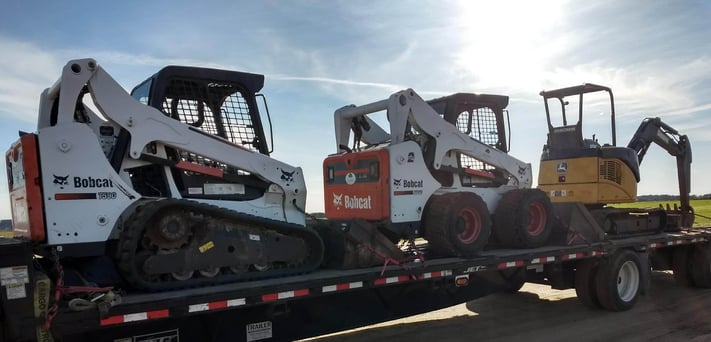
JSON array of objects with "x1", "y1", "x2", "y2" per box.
[
  {"x1": 0, "y1": 36, "x2": 63, "y2": 123},
  {"x1": 268, "y1": 75, "x2": 403, "y2": 91},
  {"x1": 1, "y1": 0, "x2": 711, "y2": 215}
]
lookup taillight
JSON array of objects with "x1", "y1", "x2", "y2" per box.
[{"x1": 327, "y1": 166, "x2": 334, "y2": 183}]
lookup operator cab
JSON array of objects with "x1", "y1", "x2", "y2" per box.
[
  {"x1": 129, "y1": 67, "x2": 273, "y2": 201},
  {"x1": 539, "y1": 83, "x2": 640, "y2": 204},
  {"x1": 426, "y1": 93, "x2": 511, "y2": 187}
]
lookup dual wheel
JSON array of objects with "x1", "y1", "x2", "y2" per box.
[
  {"x1": 575, "y1": 249, "x2": 647, "y2": 311},
  {"x1": 671, "y1": 243, "x2": 711, "y2": 288},
  {"x1": 423, "y1": 189, "x2": 553, "y2": 257},
  {"x1": 575, "y1": 244, "x2": 711, "y2": 311}
]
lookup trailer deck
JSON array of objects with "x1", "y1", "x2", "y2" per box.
[{"x1": 2, "y1": 227, "x2": 708, "y2": 341}]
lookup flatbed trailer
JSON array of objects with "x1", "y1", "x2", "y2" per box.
[{"x1": 3, "y1": 226, "x2": 711, "y2": 342}]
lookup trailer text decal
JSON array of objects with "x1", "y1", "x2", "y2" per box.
[{"x1": 246, "y1": 321, "x2": 272, "y2": 342}]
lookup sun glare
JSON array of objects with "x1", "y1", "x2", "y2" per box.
[{"x1": 454, "y1": 1, "x2": 567, "y2": 91}]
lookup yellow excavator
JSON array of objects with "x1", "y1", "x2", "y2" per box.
[{"x1": 537, "y1": 83, "x2": 693, "y2": 235}]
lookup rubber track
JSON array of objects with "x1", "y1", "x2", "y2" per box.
[{"x1": 116, "y1": 199, "x2": 324, "y2": 291}]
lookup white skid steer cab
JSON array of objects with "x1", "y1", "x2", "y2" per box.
[
  {"x1": 6, "y1": 59, "x2": 323, "y2": 291},
  {"x1": 322, "y1": 89, "x2": 554, "y2": 257}
]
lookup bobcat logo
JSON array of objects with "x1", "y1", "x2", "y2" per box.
[
  {"x1": 332, "y1": 193, "x2": 343, "y2": 209},
  {"x1": 53, "y1": 174, "x2": 69, "y2": 186},
  {"x1": 393, "y1": 179, "x2": 402, "y2": 187},
  {"x1": 281, "y1": 169, "x2": 295, "y2": 182}
]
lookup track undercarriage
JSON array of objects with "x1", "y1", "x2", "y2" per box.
[{"x1": 116, "y1": 199, "x2": 324, "y2": 291}]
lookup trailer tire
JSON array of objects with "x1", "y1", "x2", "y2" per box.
[
  {"x1": 690, "y1": 243, "x2": 711, "y2": 288},
  {"x1": 672, "y1": 246, "x2": 695, "y2": 286},
  {"x1": 574, "y1": 259, "x2": 601, "y2": 309},
  {"x1": 424, "y1": 192, "x2": 491, "y2": 257},
  {"x1": 594, "y1": 250, "x2": 642, "y2": 311},
  {"x1": 494, "y1": 189, "x2": 553, "y2": 248},
  {"x1": 501, "y1": 268, "x2": 526, "y2": 293}
]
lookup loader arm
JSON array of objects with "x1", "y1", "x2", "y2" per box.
[
  {"x1": 627, "y1": 117, "x2": 693, "y2": 226},
  {"x1": 40, "y1": 59, "x2": 306, "y2": 224},
  {"x1": 392, "y1": 89, "x2": 532, "y2": 188},
  {"x1": 334, "y1": 89, "x2": 532, "y2": 188}
]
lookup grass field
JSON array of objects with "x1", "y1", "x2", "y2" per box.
[{"x1": 614, "y1": 199, "x2": 711, "y2": 227}]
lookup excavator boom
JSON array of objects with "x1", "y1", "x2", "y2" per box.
[{"x1": 627, "y1": 117, "x2": 693, "y2": 226}]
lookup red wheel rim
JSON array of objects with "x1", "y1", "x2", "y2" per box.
[
  {"x1": 457, "y1": 207, "x2": 482, "y2": 244},
  {"x1": 527, "y1": 201, "x2": 547, "y2": 236}
]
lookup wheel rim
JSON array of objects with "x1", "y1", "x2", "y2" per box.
[
  {"x1": 617, "y1": 260, "x2": 640, "y2": 302},
  {"x1": 456, "y1": 207, "x2": 482, "y2": 244},
  {"x1": 527, "y1": 201, "x2": 547, "y2": 236}
]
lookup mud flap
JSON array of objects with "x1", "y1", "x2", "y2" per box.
[{"x1": 33, "y1": 274, "x2": 54, "y2": 342}]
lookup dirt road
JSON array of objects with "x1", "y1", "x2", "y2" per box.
[{"x1": 307, "y1": 272, "x2": 711, "y2": 342}]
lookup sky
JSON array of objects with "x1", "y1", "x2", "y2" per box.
[{"x1": 1, "y1": 0, "x2": 711, "y2": 217}]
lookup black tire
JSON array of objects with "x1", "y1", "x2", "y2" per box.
[
  {"x1": 501, "y1": 268, "x2": 526, "y2": 293},
  {"x1": 690, "y1": 243, "x2": 711, "y2": 288},
  {"x1": 494, "y1": 189, "x2": 553, "y2": 248},
  {"x1": 574, "y1": 259, "x2": 601, "y2": 309},
  {"x1": 424, "y1": 192, "x2": 492, "y2": 257},
  {"x1": 594, "y1": 250, "x2": 642, "y2": 311},
  {"x1": 672, "y1": 246, "x2": 695, "y2": 286}
]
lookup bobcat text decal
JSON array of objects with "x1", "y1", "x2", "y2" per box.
[
  {"x1": 332, "y1": 193, "x2": 372, "y2": 210},
  {"x1": 74, "y1": 176, "x2": 113, "y2": 188},
  {"x1": 392, "y1": 178, "x2": 424, "y2": 196},
  {"x1": 392, "y1": 179, "x2": 423, "y2": 188}
]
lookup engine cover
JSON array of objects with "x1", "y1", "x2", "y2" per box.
[{"x1": 323, "y1": 148, "x2": 390, "y2": 221}]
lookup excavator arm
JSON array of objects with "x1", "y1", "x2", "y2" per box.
[{"x1": 627, "y1": 117, "x2": 693, "y2": 226}]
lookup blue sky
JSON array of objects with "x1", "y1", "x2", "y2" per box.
[{"x1": 1, "y1": 0, "x2": 711, "y2": 217}]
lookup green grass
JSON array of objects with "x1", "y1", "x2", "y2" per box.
[{"x1": 613, "y1": 199, "x2": 711, "y2": 227}]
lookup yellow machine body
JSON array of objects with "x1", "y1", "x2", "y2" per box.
[{"x1": 538, "y1": 156, "x2": 637, "y2": 204}]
